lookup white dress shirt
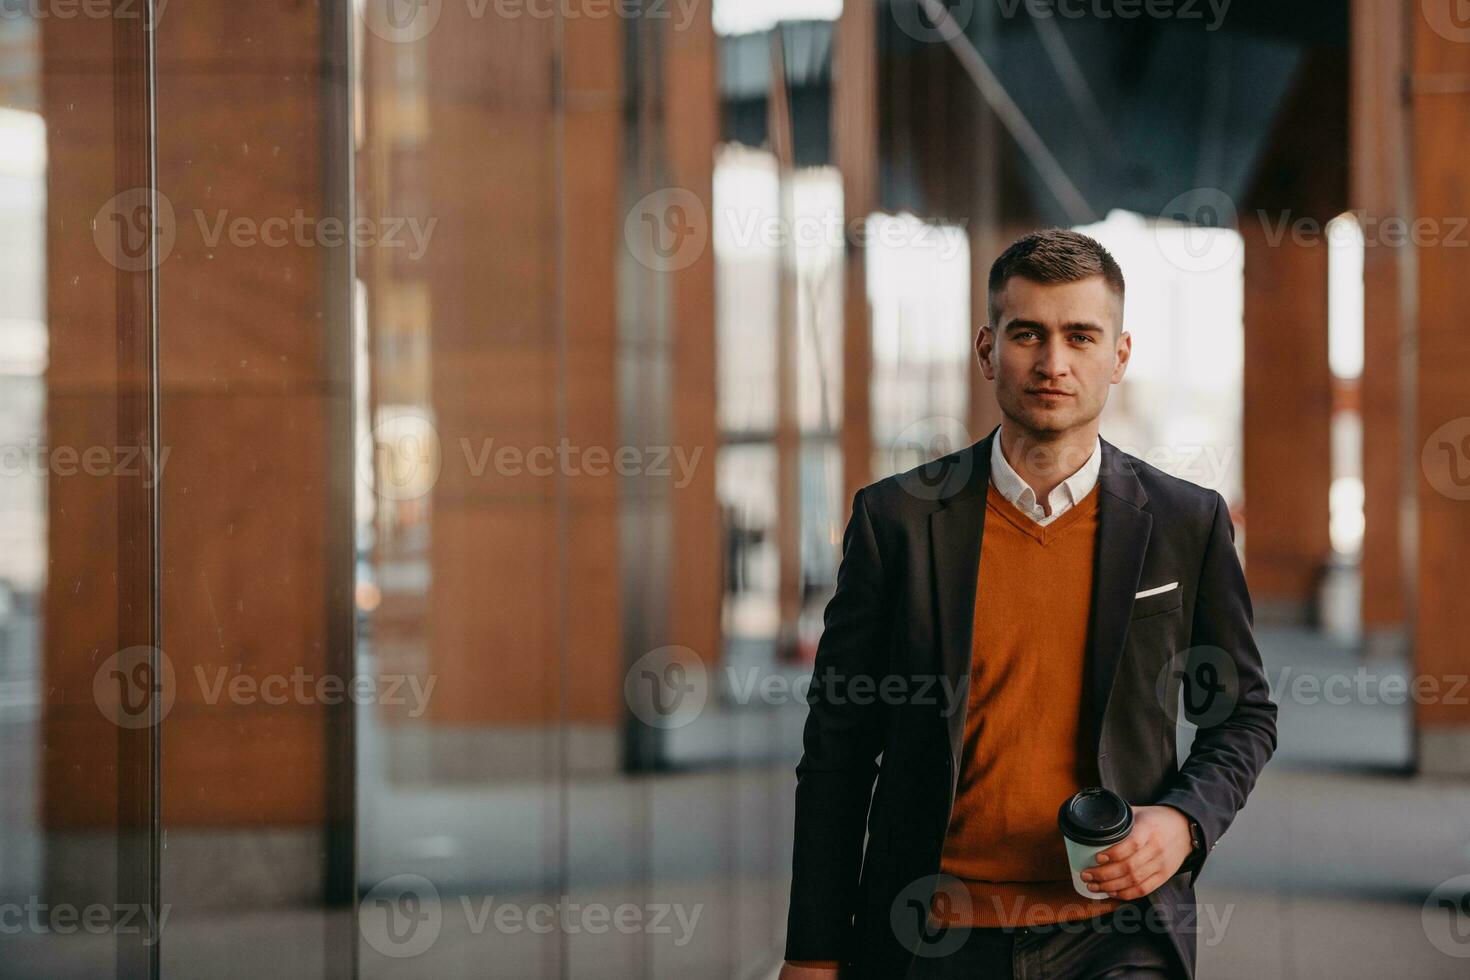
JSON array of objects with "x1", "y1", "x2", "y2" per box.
[{"x1": 989, "y1": 431, "x2": 1102, "y2": 526}]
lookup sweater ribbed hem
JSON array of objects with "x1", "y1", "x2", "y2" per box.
[{"x1": 930, "y1": 878, "x2": 1120, "y2": 928}]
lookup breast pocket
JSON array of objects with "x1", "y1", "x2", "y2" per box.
[{"x1": 1131, "y1": 582, "x2": 1183, "y2": 620}]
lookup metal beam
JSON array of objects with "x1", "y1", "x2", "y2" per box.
[{"x1": 916, "y1": 0, "x2": 1097, "y2": 224}]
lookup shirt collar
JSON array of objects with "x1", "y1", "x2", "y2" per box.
[{"x1": 989, "y1": 429, "x2": 1102, "y2": 517}]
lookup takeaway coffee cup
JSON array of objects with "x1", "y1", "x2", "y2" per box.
[{"x1": 1057, "y1": 787, "x2": 1134, "y2": 899}]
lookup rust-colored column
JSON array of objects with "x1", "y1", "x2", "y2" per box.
[
  {"x1": 389, "y1": 7, "x2": 625, "y2": 748},
  {"x1": 151, "y1": 1, "x2": 341, "y2": 829},
  {"x1": 834, "y1": 0, "x2": 877, "y2": 504},
  {"x1": 1351, "y1": 0, "x2": 1411, "y2": 651},
  {"x1": 43, "y1": 0, "x2": 343, "y2": 831},
  {"x1": 417, "y1": 10, "x2": 565, "y2": 734},
  {"x1": 665, "y1": 2, "x2": 722, "y2": 667},
  {"x1": 46, "y1": 3, "x2": 357, "y2": 966},
  {"x1": 563, "y1": 7, "x2": 633, "y2": 739},
  {"x1": 1241, "y1": 216, "x2": 1334, "y2": 620},
  {"x1": 40, "y1": 9, "x2": 153, "y2": 933},
  {"x1": 1411, "y1": 4, "x2": 1470, "y2": 774},
  {"x1": 968, "y1": 213, "x2": 1017, "y2": 443}
]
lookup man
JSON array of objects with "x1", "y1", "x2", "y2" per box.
[{"x1": 780, "y1": 230, "x2": 1277, "y2": 979}]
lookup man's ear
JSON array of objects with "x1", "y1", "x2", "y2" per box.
[
  {"x1": 1110, "y1": 330, "x2": 1132, "y2": 384},
  {"x1": 976, "y1": 325, "x2": 997, "y2": 382}
]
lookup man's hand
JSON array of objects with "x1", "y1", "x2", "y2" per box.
[
  {"x1": 1080, "y1": 805, "x2": 1194, "y2": 900},
  {"x1": 778, "y1": 962, "x2": 840, "y2": 979}
]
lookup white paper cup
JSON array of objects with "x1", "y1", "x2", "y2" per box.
[
  {"x1": 1057, "y1": 788, "x2": 1134, "y2": 900},
  {"x1": 1063, "y1": 836, "x2": 1113, "y2": 899}
]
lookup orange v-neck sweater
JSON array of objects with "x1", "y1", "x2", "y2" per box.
[{"x1": 933, "y1": 481, "x2": 1119, "y2": 928}]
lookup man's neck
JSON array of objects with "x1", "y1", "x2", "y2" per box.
[{"x1": 997, "y1": 421, "x2": 1099, "y2": 515}]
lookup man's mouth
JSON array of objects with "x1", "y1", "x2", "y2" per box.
[{"x1": 1028, "y1": 388, "x2": 1073, "y2": 397}]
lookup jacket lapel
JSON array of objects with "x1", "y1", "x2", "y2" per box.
[
  {"x1": 1083, "y1": 440, "x2": 1152, "y2": 759},
  {"x1": 926, "y1": 432, "x2": 1152, "y2": 770},
  {"x1": 928, "y1": 429, "x2": 995, "y2": 759}
]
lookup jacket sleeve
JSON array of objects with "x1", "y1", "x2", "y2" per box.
[
  {"x1": 1156, "y1": 490, "x2": 1278, "y2": 887},
  {"x1": 784, "y1": 486, "x2": 893, "y2": 962}
]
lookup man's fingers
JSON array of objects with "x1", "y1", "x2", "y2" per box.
[
  {"x1": 1084, "y1": 860, "x2": 1136, "y2": 884},
  {"x1": 1095, "y1": 862, "x2": 1164, "y2": 896},
  {"x1": 1085, "y1": 842, "x2": 1159, "y2": 883},
  {"x1": 1090, "y1": 868, "x2": 1139, "y2": 891},
  {"x1": 1087, "y1": 854, "x2": 1163, "y2": 890},
  {"x1": 1109, "y1": 871, "x2": 1164, "y2": 901},
  {"x1": 1095, "y1": 835, "x2": 1140, "y2": 864}
]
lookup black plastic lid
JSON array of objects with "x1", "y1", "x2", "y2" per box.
[{"x1": 1057, "y1": 787, "x2": 1133, "y2": 846}]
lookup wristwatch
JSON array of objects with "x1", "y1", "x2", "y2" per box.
[{"x1": 1183, "y1": 816, "x2": 1206, "y2": 870}]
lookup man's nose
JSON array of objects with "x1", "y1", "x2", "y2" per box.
[{"x1": 1035, "y1": 338, "x2": 1070, "y2": 378}]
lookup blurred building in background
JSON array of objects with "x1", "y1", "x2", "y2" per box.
[{"x1": 1, "y1": 0, "x2": 1469, "y2": 977}]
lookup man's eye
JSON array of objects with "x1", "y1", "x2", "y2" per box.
[{"x1": 1070, "y1": 334, "x2": 1094, "y2": 344}]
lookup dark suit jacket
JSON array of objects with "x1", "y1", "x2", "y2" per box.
[{"x1": 784, "y1": 428, "x2": 1277, "y2": 979}]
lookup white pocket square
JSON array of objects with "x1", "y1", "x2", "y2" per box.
[{"x1": 1134, "y1": 581, "x2": 1179, "y2": 599}]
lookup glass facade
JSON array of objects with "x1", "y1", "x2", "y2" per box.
[
  {"x1": 3, "y1": 2, "x2": 1466, "y2": 978},
  {"x1": 1, "y1": 2, "x2": 809, "y2": 976}
]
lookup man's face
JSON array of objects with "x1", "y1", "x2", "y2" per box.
[{"x1": 977, "y1": 274, "x2": 1130, "y2": 436}]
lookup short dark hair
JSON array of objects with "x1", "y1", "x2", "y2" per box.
[{"x1": 987, "y1": 228, "x2": 1125, "y2": 327}]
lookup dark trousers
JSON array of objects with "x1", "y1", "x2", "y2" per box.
[{"x1": 902, "y1": 907, "x2": 1183, "y2": 980}]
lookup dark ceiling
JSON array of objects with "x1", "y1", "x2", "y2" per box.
[{"x1": 720, "y1": 0, "x2": 1350, "y2": 229}]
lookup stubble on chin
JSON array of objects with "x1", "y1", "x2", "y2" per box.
[{"x1": 999, "y1": 393, "x2": 1073, "y2": 436}]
